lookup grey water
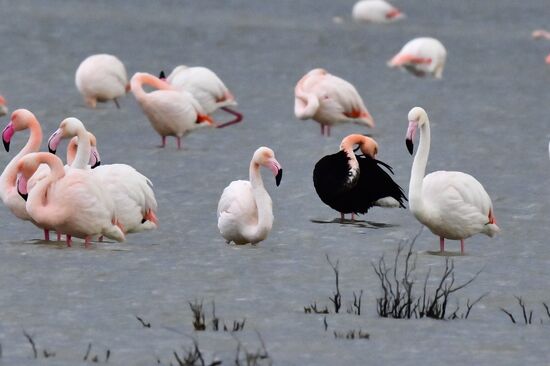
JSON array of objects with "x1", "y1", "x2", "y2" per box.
[{"x1": 0, "y1": 0, "x2": 549, "y2": 364}]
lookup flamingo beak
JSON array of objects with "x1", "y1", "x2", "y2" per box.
[
  {"x1": 405, "y1": 121, "x2": 417, "y2": 155},
  {"x1": 90, "y1": 147, "x2": 101, "y2": 169},
  {"x1": 2, "y1": 122, "x2": 15, "y2": 152},
  {"x1": 16, "y1": 173, "x2": 28, "y2": 201},
  {"x1": 47, "y1": 129, "x2": 62, "y2": 154},
  {"x1": 266, "y1": 158, "x2": 283, "y2": 186},
  {"x1": 159, "y1": 70, "x2": 166, "y2": 80}
]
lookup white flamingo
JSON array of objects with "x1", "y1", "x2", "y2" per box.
[
  {"x1": 405, "y1": 107, "x2": 499, "y2": 254},
  {"x1": 388, "y1": 38, "x2": 447, "y2": 79},
  {"x1": 217, "y1": 147, "x2": 283, "y2": 245},
  {"x1": 352, "y1": 0, "x2": 404, "y2": 23}
]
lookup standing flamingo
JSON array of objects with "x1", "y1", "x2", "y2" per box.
[
  {"x1": 130, "y1": 72, "x2": 215, "y2": 149},
  {"x1": 405, "y1": 107, "x2": 500, "y2": 255},
  {"x1": 352, "y1": 0, "x2": 404, "y2": 23},
  {"x1": 217, "y1": 147, "x2": 283, "y2": 245},
  {"x1": 388, "y1": 38, "x2": 447, "y2": 79},
  {"x1": 0, "y1": 95, "x2": 8, "y2": 116},
  {"x1": 313, "y1": 134, "x2": 407, "y2": 222},
  {"x1": 48, "y1": 118, "x2": 158, "y2": 234},
  {"x1": 16, "y1": 152, "x2": 124, "y2": 246},
  {"x1": 160, "y1": 66, "x2": 243, "y2": 128},
  {"x1": 294, "y1": 68, "x2": 374, "y2": 136},
  {"x1": 75, "y1": 54, "x2": 130, "y2": 108}
]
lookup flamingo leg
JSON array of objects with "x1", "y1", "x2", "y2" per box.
[
  {"x1": 216, "y1": 107, "x2": 243, "y2": 128},
  {"x1": 327, "y1": 125, "x2": 331, "y2": 137},
  {"x1": 84, "y1": 236, "x2": 92, "y2": 248},
  {"x1": 56, "y1": 232, "x2": 61, "y2": 241},
  {"x1": 66, "y1": 235, "x2": 72, "y2": 248},
  {"x1": 158, "y1": 136, "x2": 166, "y2": 148},
  {"x1": 340, "y1": 212, "x2": 345, "y2": 223},
  {"x1": 113, "y1": 98, "x2": 121, "y2": 109},
  {"x1": 321, "y1": 124, "x2": 325, "y2": 136},
  {"x1": 460, "y1": 239, "x2": 465, "y2": 255},
  {"x1": 351, "y1": 213, "x2": 355, "y2": 222},
  {"x1": 439, "y1": 236, "x2": 445, "y2": 253},
  {"x1": 43, "y1": 229, "x2": 50, "y2": 241},
  {"x1": 176, "y1": 137, "x2": 182, "y2": 150}
]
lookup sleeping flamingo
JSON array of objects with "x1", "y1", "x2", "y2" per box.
[
  {"x1": 352, "y1": 0, "x2": 404, "y2": 23},
  {"x1": 294, "y1": 68, "x2": 374, "y2": 136},
  {"x1": 532, "y1": 29, "x2": 550, "y2": 64},
  {"x1": 0, "y1": 95, "x2": 8, "y2": 116},
  {"x1": 130, "y1": 72, "x2": 215, "y2": 149},
  {"x1": 160, "y1": 66, "x2": 243, "y2": 128},
  {"x1": 75, "y1": 54, "x2": 130, "y2": 108},
  {"x1": 16, "y1": 152, "x2": 124, "y2": 246},
  {"x1": 217, "y1": 147, "x2": 283, "y2": 245},
  {"x1": 313, "y1": 134, "x2": 407, "y2": 222},
  {"x1": 48, "y1": 118, "x2": 158, "y2": 234},
  {"x1": 405, "y1": 107, "x2": 499, "y2": 254},
  {"x1": 388, "y1": 38, "x2": 447, "y2": 79}
]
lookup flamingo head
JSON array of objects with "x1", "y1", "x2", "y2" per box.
[
  {"x1": 158, "y1": 70, "x2": 166, "y2": 80},
  {"x1": 406, "y1": 107, "x2": 428, "y2": 155},
  {"x1": 48, "y1": 117, "x2": 85, "y2": 154},
  {"x1": 15, "y1": 153, "x2": 42, "y2": 201},
  {"x1": 253, "y1": 147, "x2": 283, "y2": 186},
  {"x1": 0, "y1": 95, "x2": 8, "y2": 117},
  {"x1": 67, "y1": 132, "x2": 101, "y2": 168},
  {"x1": 2, "y1": 109, "x2": 35, "y2": 152}
]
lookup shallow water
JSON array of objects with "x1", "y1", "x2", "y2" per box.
[{"x1": 0, "y1": 0, "x2": 550, "y2": 364}]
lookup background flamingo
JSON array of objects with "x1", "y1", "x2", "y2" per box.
[
  {"x1": 532, "y1": 29, "x2": 550, "y2": 64},
  {"x1": 294, "y1": 68, "x2": 374, "y2": 136},
  {"x1": 405, "y1": 107, "x2": 499, "y2": 254},
  {"x1": 75, "y1": 53, "x2": 130, "y2": 108},
  {"x1": 0, "y1": 95, "x2": 8, "y2": 116},
  {"x1": 217, "y1": 147, "x2": 282, "y2": 245},
  {"x1": 388, "y1": 37, "x2": 447, "y2": 79},
  {"x1": 352, "y1": 0, "x2": 404, "y2": 23}
]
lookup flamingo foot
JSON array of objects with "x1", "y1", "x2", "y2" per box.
[
  {"x1": 216, "y1": 107, "x2": 243, "y2": 128},
  {"x1": 439, "y1": 236, "x2": 445, "y2": 253},
  {"x1": 66, "y1": 235, "x2": 72, "y2": 248},
  {"x1": 43, "y1": 229, "x2": 50, "y2": 241}
]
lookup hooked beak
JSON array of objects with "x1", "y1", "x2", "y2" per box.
[
  {"x1": 266, "y1": 158, "x2": 283, "y2": 186},
  {"x1": 16, "y1": 173, "x2": 28, "y2": 201},
  {"x1": 159, "y1": 70, "x2": 166, "y2": 80},
  {"x1": 90, "y1": 147, "x2": 101, "y2": 169},
  {"x1": 2, "y1": 121, "x2": 14, "y2": 152},
  {"x1": 405, "y1": 121, "x2": 417, "y2": 155},
  {"x1": 48, "y1": 129, "x2": 62, "y2": 154}
]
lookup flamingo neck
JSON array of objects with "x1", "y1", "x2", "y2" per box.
[
  {"x1": 0, "y1": 118, "x2": 43, "y2": 196},
  {"x1": 71, "y1": 127, "x2": 91, "y2": 169},
  {"x1": 26, "y1": 155, "x2": 65, "y2": 226},
  {"x1": 294, "y1": 91, "x2": 319, "y2": 120},
  {"x1": 246, "y1": 161, "x2": 274, "y2": 242},
  {"x1": 131, "y1": 74, "x2": 171, "y2": 102},
  {"x1": 409, "y1": 120, "x2": 430, "y2": 213}
]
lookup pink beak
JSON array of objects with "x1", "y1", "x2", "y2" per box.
[
  {"x1": 2, "y1": 121, "x2": 15, "y2": 152},
  {"x1": 16, "y1": 173, "x2": 28, "y2": 201},
  {"x1": 48, "y1": 128, "x2": 63, "y2": 154},
  {"x1": 405, "y1": 121, "x2": 417, "y2": 154},
  {"x1": 266, "y1": 158, "x2": 283, "y2": 186}
]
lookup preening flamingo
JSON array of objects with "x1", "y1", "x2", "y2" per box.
[
  {"x1": 294, "y1": 68, "x2": 374, "y2": 136},
  {"x1": 0, "y1": 95, "x2": 8, "y2": 116},
  {"x1": 388, "y1": 38, "x2": 447, "y2": 79},
  {"x1": 405, "y1": 107, "x2": 499, "y2": 255},
  {"x1": 160, "y1": 66, "x2": 243, "y2": 128},
  {"x1": 313, "y1": 134, "x2": 407, "y2": 222},
  {"x1": 48, "y1": 118, "x2": 158, "y2": 234},
  {"x1": 66, "y1": 133, "x2": 101, "y2": 168},
  {"x1": 130, "y1": 72, "x2": 215, "y2": 149},
  {"x1": 352, "y1": 0, "x2": 404, "y2": 24},
  {"x1": 75, "y1": 54, "x2": 130, "y2": 108},
  {"x1": 217, "y1": 147, "x2": 283, "y2": 245},
  {"x1": 16, "y1": 152, "x2": 124, "y2": 246}
]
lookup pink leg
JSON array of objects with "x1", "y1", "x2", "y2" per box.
[
  {"x1": 84, "y1": 236, "x2": 91, "y2": 248},
  {"x1": 216, "y1": 107, "x2": 243, "y2": 128},
  {"x1": 66, "y1": 235, "x2": 72, "y2": 248},
  {"x1": 57, "y1": 232, "x2": 61, "y2": 241},
  {"x1": 460, "y1": 239, "x2": 465, "y2": 255},
  {"x1": 439, "y1": 236, "x2": 445, "y2": 253},
  {"x1": 159, "y1": 136, "x2": 166, "y2": 148},
  {"x1": 176, "y1": 137, "x2": 182, "y2": 150},
  {"x1": 43, "y1": 229, "x2": 50, "y2": 241}
]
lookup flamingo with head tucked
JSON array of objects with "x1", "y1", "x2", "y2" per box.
[
  {"x1": 388, "y1": 38, "x2": 447, "y2": 79},
  {"x1": 75, "y1": 54, "x2": 130, "y2": 108},
  {"x1": 160, "y1": 66, "x2": 243, "y2": 128},
  {"x1": 294, "y1": 68, "x2": 374, "y2": 136},
  {"x1": 217, "y1": 147, "x2": 283, "y2": 245},
  {"x1": 131, "y1": 72, "x2": 215, "y2": 149},
  {"x1": 352, "y1": 0, "x2": 404, "y2": 24},
  {"x1": 405, "y1": 107, "x2": 500, "y2": 255},
  {"x1": 16, "y1": 152, "x2": 124, "y2": 246}
]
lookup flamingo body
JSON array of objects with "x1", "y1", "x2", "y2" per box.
[
  {"x1": 388, "y1": 38, "x2": 447, "y2": 79},
  {"x1": 352, "y1": 0, "x2": 404, "y2": 23}
]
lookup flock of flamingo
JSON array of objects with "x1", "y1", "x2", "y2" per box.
[{"x1": 1, "y1": 0, "x2": 547, "y2": 254}]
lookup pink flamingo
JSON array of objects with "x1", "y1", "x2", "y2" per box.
[
  {"x1": 130, "y1": 72, "x2": 215, "y2": 149},
  {"x1": 0, "y1": 95, "x2": 8, "y2": 116},
  {"x1": 352, "y1": 0, "x2": 405, "y2": 24},
  {"x1": 16, "y1": 152, "x2": 125, "y2": 247},
  {"x1": 294, "y1": 68, "x2": 374, "y2": 137},
  {"x1": 160, "y1": 66, "x2": 243, "y2": 128},
  {"x1": 532, "y1": 29, "x2": 550, "y2": 64},
  {"x1": 388, "y1": 37, "x2": 447, "y2": 79},
  {"x1": 75, "y1": 54, "x2": 130, "y2": 108},
  {"x1": 66, "y1": 132, "x2": 101, "y2": 168}
]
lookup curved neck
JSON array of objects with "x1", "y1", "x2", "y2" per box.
[
  {"x1": 294, "y1": 90, "x2": 319, "y2": 119},
  {"x1": 131, "y1": 73, "x2": 171, "y2": 102},
  {"x1": 71, "y1": 127, "x2": 91, "y2": 169},
  {"x1": 409, "y1": 120, "x2": 430, "y2": 211},
  {"x1": 0, "y1": 118, "x2": 42, "y2": 193},
  {"x1": 26, "y1": 154, "x2": 65, "y2": 225},
  {"x1": 246, "y1": 161, "x2": 273, "y2": 242},
  {"x1": 66, "y1": 138, "x2": 78, "y2": 166}
]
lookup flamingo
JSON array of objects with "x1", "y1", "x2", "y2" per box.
[
  {"x1": 387, "y1": 38, "x2": 447, "y2": 79},
  {"x1": 0, "y1": 95, "x2": 8, "y2": 116},
  {"x1": 294, "y1": 68, "x2": 374, "y2": 136},
  {"x1": 352, "y1": 0, "x2": 404, "y2": 24},
  {"x1": 405, "y1": 107, "x2": 500, "y2": 255},
  {"x1": 160, "y1": 66, "x2": 243, "y2": 128},
  {"x1": 48, "y1": 118, "x2": 158, "y2": 234},
  {"x1": 217, "y1": 147, "x2": 283, "y2": 245},
  {"x1": 75, "y1": 54, "x2": 130, "y2": 108},
  {"x1": 66, "y1": 133, "x2": 101, "y2": 168},
  {"x1": 130, "y1": 72, "x2": 215, "y2": 149},
  {"x1": 16, "y1": 152, "x2": 124, "y2": 246},
  {"x1": 532, "y1": 29, "x2": 550, "y2": 64},
  {"x1": 313, "y1": 134, "x2": 407, "y2": 222}
]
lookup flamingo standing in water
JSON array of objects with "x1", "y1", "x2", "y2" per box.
[
  {"x1": 160, "y1": 66, "x2": 243, "y2": 128},
  {"x1": 352, "y1": 0, "x2": 404, "y2": 23},
  {"x1": 294, "y1": 68, "x2": 375, "y2": 136},
  {"x1": 388, "y1": 38, "x2": 447, "y2": 79},
  {"x1": 313, "y1": 134, "x2": 407, "y2": 222},
  {"x1": 130, "y1": 72, "x2": 215, "y2": 149},
  {"x1": 217, "y1": 147, "x2": 283, "y2": 245},
  {"x1": 48, "y1": 118, "x2": 158, "y2": 234},
  {"x1": 75, "y1": 54, "x2": 130, "y2": 108},
  {"x1": 405, "y1": 107, "x2": 500, "y2": 255},
  {"x1": 16, "y1": 152, "x2": 124, "y2": 246},
  {"x1": 0, "y1": 95, "x2": 8, "y2": 116},
  {"x1": 532, "y1": 29, "x2": 550, "y2": 64}
]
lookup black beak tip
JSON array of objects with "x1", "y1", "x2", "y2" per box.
[
  {"x1": 3, "y1": 139, "x2": 9, "y2": 152},
  {"x1": 159, "y1": 70, "x2": 166, "y2": 79},
  {"x1": 48, "y1": 145, "x2": 56, "y2": 155},
  {"x1": 19, "y1": 192, "x2": 28, "y2": 201},
  {"x1": 91, "y1": 160, "x2": 101, "y2": 169},
  {"x1": 406, "y1": 139, "x2": 414, "y2": 155},
  {"x1": 275, "y1": 169, "x2": 283, "y2": 186}
]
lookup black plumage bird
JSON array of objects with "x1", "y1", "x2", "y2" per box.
[{"x1": 313, "y1": 134, "x2": 407, "y2": 221}]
